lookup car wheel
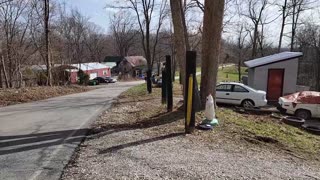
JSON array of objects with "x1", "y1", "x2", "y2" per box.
[
  {"x1": 241, "y1": 99, "x2": 255, "y2": 109},
  {"x1": 295, "y1": 109, "x2": 311, "y2": 120}
]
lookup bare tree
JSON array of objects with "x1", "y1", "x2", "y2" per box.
[
  {"x1": 277, "y1": 0, "x2": 290, "y2": 52},
  {"x1": 235, "y1": 23, "x2": 250, "y2": 81},
  {"x1": 110, "y1": 0, "x2": 168, "y2": 93},
  {"x1": 190, "y1": 0, "x2": 235, "y2": 29},
  {"x1": 0, "y1": 0, "x2": 29, "y2": 87},
  {"x1": 239, "y1": 0, "x2": 268, "y2": 58},
  {"x1": 84, "y1": 24, "x2": 106, "y2": 62},
  {"x1": 110, "y1": 11, "x2": 138, "y2": 57},
  {"x1": 289, "y1": 0, "x2": 314, "y2": 51},
  {"x1": 44, "y1": 0, "x2": 52, "y2": 86},
  {"x1": 296, "y1": 23, "x2": 320, "y2": 90},
  {"x1": 200, "y1": 0, "x2": 225, "y2": 105},
  {"x1": 170, "y1": 0, "x2": 187, "y2": 87}
]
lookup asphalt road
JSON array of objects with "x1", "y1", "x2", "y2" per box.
[{"x1": 0, "y1": 81, "x2": 143, "y2": 180}]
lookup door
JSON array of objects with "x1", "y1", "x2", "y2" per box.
[
  {"x1": 267, "y1": 69, "x2": 284, "y2": 101},
  {"x1": 216, "y1": 84, "x2": 233, "y2": 104},
  {"x1": 231, "y1": 85, "x2": 250, "y2": 105},
  {"x1": 90, "y1": 73, "x2": 98, "y2": 80}
]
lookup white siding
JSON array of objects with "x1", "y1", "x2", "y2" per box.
[
  {"x1": 250, "y1": 58, "x2": 299, "y2": 95},
  {"x1": 248, "y1": 68, "x2": 255, "y2": 88}
]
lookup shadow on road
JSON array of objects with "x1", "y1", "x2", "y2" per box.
[
  {"x1": 0, "y1": 129, "x2": 88, "y2": 156},
  {"x1": 0, "y1": 110, "x2": 184, "y2": 156}
]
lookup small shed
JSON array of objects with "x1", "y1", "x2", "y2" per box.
[{"x1": 244, "y1": 52, "x2": 303, "y2": 101}]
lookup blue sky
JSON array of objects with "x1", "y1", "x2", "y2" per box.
[{"x1": 58, "y1": 0, "x2": 113, "y2": 32}]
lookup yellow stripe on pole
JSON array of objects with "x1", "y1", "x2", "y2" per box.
[{"x1": 186, "y1": 74, "x2": 193, "y2": 127}]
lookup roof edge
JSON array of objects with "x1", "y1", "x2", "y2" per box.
[{"x1": 245, "y1": 54, "x2": 303, "y2": 68}]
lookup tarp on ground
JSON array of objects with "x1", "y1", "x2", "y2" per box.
[{"x1": 283, "y1": 91, "x2": 320, "y2": 104}]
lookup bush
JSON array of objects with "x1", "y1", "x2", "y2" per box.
[{"x1": 77, "y1": 70, "x2": 89, "y2": 85}]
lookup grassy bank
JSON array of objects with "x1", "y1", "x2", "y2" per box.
[
  {"x1": 123, "y1": 83, "x2": 320, "y2": 159},
  {"x1": 195, "y1": 65, "x2": 248, "y2": 83},
  {"x1": 0, "y1": 85, "x2": 90, "y2": 107}
]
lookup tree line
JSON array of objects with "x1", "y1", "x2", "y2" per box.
[
  {"x1": 0, "y1": 0, "x2": 115, "y2": 88},
  {"x1": 1, "y1": 0, "x2": 319, "y2": 101}
]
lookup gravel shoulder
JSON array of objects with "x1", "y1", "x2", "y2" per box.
[{"x1": 62, "y1": 85, "x2": 320, "y2": 180}]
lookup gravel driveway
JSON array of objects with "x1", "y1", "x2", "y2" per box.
[{"x1": 62, "y1": 91, "x2": 320, "y2": 180}]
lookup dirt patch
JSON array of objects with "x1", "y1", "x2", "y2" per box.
[
  {"x1": 62, "y1": 85, "x2": 320, "y2": 179},
  {"x1": 0, "y1": 85, "x2": 90, "y2": 107}
]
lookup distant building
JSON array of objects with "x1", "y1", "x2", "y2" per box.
[
  {"x1": 31, "y1": 63, "x2": 112, "y2": 84},
  {"x1": 245, "y1": 52, "x2": 303, "y2": 101},
  {"x1": 118, "y1": 56, "x2": 147, "y2": 78},
  {"x1": 69, "y1": 63, "x2": 111, "y2": 83}
]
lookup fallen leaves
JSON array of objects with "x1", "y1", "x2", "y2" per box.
[{"x1": 0, "y1": 85, "x2": 90, "y2": 107}]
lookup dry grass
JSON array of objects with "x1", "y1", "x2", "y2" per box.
[
  {"x1": 0, "y1": 85, "x2": 90, "y2": 107},
  {"x1": 105, "y1": 83, "x2": 320, "y2": 160}
]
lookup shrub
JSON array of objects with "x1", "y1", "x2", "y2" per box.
[{"x1": 77, "y1": 70, "x2": 89, "y2": 85}]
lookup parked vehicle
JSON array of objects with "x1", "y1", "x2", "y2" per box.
[
  {"x1": 156, "y1": 77, "x2": 162, "y2": 87},
  {"x1": 88, "y1": 79, "x2": 99, "y2": 86},
  {"x1": 105, "y1": 77, "x2": 117, "y2": 83},
  {"x1": 278, "y1": 91, "x2": 320, "y2": 120},
  {"x1": 93, "y1": 77, "x2": 108, "y2": 84},
  {"x1": 216, "y1": 82, "x2": 267, "y2": 108}
]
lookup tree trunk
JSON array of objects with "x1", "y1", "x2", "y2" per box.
[
  {"x1": 1, "y1": 56, "x2": 9, "y2": 88},
  {"x1": 145, "y1": 18, "x2": 152, "y2": 94},
  {"x1": 0, "y1": 63, "x2": 2, "y2": 88},
  {"x1": 146, "y1": 68, "x2": 152, "y2": 93},
  {"x1": 291, "y1": 2, "x2": 296, "y2": 52},
  {"x1": 278, "y1": 0, "x2": 287, "y2": 52},
  {"x1": 238, "y1": 52, "x2": 242, "y2": 82},
  {"x1": 200, "y1": 0, "x2": 225, "y2": 107},
  {"x1": 181, "y1": 5, "x2": 190, "y2": 51},
  {"x1": 44, "y1": 0, "x2": 52, "y2": 86},
  {"x1": 252, "y1": 23, "x2": 258, "y2": 58},
  {"x1": 317, "y1": 49, "x2": 320, "y2": 91},
  {"x1": 170, "y1": 0, "x2": 187, "y2": 88},
  {"x1": 172, "y1": 54, "x2": 176, "y2": 82}
]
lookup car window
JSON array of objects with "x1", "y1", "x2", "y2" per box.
[
  {"x1": 216, "y1": 84, "x2": 232, "y2": 92},
  {"x1": 233, "y1": 85, "x2": 249, "y2": 93}
]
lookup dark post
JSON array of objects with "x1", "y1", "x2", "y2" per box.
[
  {"x1": 185, "y1": 51, "x2": 196, "y2": 134},
  {"x1": 147, "y1": 69, "x2": 152, "y2": 93},
  {"x1": 161, "y1": 69, "x2": 167, "y2": 104},
  {"x1": 166, "y1": 55, "x2": 173, "y2": 112}
]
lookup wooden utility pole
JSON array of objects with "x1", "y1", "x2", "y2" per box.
[
  {"x1": 166, "y1": 55, "x2": 173, "y2": 112},
  {"x1": 185, "y1": 51, "x2": 196, "y2": 134}
]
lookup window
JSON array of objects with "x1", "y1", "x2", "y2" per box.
[
  {"x1": 216, "y1": 84, "x2": 232, "y2": 92},
  {"x1": 233, "y1": 85, "x2": 249, "y2": 93},
  {"x1": 103, "y1": 70, "x2": 107, "y2": 75}
]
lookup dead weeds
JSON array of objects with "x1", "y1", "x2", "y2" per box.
[{"x1": 0, "y1": 85, "x2": 90, "y2": 107}]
